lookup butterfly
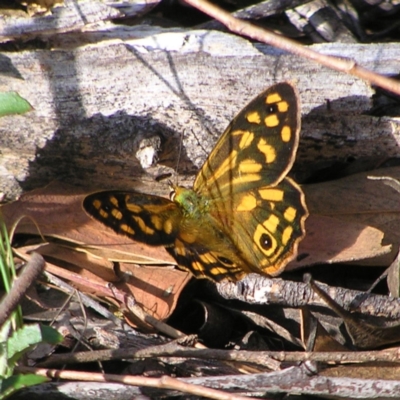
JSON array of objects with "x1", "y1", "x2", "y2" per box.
[{"x1": 83, "y1": 82, "x2": 308, "y2": 282}]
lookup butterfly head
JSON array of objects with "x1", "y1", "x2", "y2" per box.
[{"x1": 169, "y1": 185, "x2": 209, "y2": 218}]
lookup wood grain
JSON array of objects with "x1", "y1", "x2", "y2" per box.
[{"x1": 1, "y1": 27, "x2": 400, "y2": 200}]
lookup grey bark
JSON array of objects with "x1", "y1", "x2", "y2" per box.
[{"x1": 1, "y1": 26, "x2": 400, "y2": 200}]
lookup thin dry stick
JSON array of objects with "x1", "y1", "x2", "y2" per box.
[
  {"x1": 183, "y1": 0, "x2": 400, "y2": 95},
  {"x1": 38, "y1": 342, "x2": 400, "y2": 368},
  {"x1": 0, "y1": 252, "x2": 45, "y2": 326},
  {"x1": 16, "y1": 367, "x2": 258, "y2": 400}
]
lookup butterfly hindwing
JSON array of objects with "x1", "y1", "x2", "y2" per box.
[
  {"x1": 166, "y1": 241, "x2": 246, "y2": 282},
  {"x1": 226, "y1": 176, "x2": 307, "y2": 276}
]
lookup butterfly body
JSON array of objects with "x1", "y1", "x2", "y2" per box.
[{"x1": 84, "y1": 82, "x2": 308, "y2": 282}]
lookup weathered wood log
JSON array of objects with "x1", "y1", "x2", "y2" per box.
[{"x1": 1, "y1": 26, "x2": 400, "y2": 201}]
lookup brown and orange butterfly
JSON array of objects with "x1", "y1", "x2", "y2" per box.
[{"x1": 83, "y1": 82, "x2": 308, "y2": 282}]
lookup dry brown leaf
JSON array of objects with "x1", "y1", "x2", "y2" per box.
[
  {"x1": 300, "y1": 307, "x2": 348, "y2": 352},
  {"x1": 1, "y1": 182, "x2": 176, "y2": 265},
  {"x1": 2, "y1": 182, "x2": 191, "y2": 321},
  {"x1": 288, "y1": 166, "x2": 400, "y2": 269},
  {"x1": 117, "y1": 263, "x2": 191, "y2": 322},
  {"x1": 287, "y1": 215, "x2": 392, "y2": 270},
  {"x1": 305, "y1": 166, "x2": 400, "y2": 244},
  {"x1": 16, "y1": 244, "x2": 118, "y2": 297},
  {"x1": 30, "y1": 242, "x2": 119, "y2": 283},
  {"x1": 16, "y1": 243, "x2": 190, "y2": 323}
]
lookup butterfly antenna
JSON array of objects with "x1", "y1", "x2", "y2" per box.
[{"x1": 174, "y1": 131, "x2": 184, "y2": 186}]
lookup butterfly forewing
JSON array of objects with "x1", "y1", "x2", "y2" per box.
[
  {"x1": 194, "y1": 82, "x2": 300, "y2": 199},
  {"x1": 83, "y1": 191, "x2": 182, "y2": 246}
]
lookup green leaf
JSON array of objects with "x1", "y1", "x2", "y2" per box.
[
  {"x1": 0, "y1": 374, "x2": 49, "y2": 399},
  {"x1": 0, "y1": 92, "x2": 32, "y2": 117},
  {"x1": 7, "y1": 324, "x2": 63, "y2": 367}
]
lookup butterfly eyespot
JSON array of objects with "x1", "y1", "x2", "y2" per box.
[
  {"x1": 217, "y1": 256, "x2": 234, "y2": 266},
  {"x1": 266, "y1": 104, "x2": 278, "y2": 114},
  {"x1": 260, "y1": 233, "x2": 273, "y2": 250}
]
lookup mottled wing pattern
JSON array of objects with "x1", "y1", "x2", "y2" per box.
[
  {"x1": 83, "y1": 191, "x2": 182, "y2": 246},
  {"x1": 166, "y1": 241, "x2": 247, "y2": 282},
  {"x1": 194, "y1": 82, "x2": 300, "y2": 199},
  {"x1": 228, "y1": 177, "x2": 307, "y2": 276}
]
